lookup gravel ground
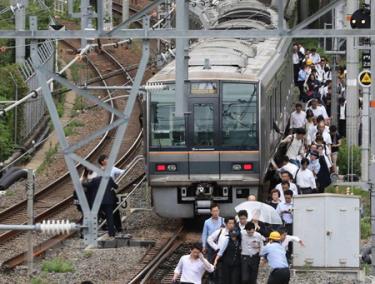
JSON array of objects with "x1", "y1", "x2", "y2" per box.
[{"x1": 0, "y1": 210, "x2": 180, "y2": 284}]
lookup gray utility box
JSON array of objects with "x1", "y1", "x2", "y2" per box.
[{"x1": 293, "y1": 193, "x2": 360, "y2": 269}]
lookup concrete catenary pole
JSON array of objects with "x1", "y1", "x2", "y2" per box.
[
  {"x1": 122, "y1": 0, "x2": 129, "y2": 28},
  {"x1": 175, "y1": 0, "x2": 189, "y2": 117},
  {"x1": 345, "y1": 0, "x2": 359, "y2": 147},
  {"x1": 14, "y1": 0, "x2": 28, "y2": 64},
  {"x1": 370, "y1": 0, "x2": 375, "y2": 276}
]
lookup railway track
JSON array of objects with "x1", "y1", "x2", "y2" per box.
[
  {"x1": 0, "y1": 39, "x2": 143, "y2": 269},
  {"x1": 128, "y1": 228, "x2": 202, "y2": 284}
]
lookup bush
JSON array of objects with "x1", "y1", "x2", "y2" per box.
[
  {"x1": 361, "y1": 217, "x2": 371, "y2": 240},
  {"x1": 41, "y1": 258, "x2": 74, "y2": 273},
  {"x1": 337, "y1": 138, "x2": 361, "y2": 176}
]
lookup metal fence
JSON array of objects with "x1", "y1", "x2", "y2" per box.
[{"x1": 17, "y1": 40, "x2": 55, "y2": 142}]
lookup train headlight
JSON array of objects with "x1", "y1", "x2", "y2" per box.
[
  {"x1": 167, "y1": 164, "x2": 177, "y2": 172},
  {"x1": 232, "y1": 164, "x2": 242, "y2": 171}
]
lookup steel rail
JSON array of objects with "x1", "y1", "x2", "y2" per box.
[
  {"x1": 0, "y1": 39, "x2": 141, "y2": 268},
  {"x1": 128, "y1": 226, "x2": 184, "y2": 284}
]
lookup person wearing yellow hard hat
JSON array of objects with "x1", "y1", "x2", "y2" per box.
[
  {"x1": 306, "y1": 58, "x2": 313, "y2": 66},
  {"x1": 260, "y1": 231, "x2": 290, "y2": 284}
]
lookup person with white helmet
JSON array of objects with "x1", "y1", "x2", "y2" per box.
[{"x1": 260, "y1": 231, "x2": 290, "y2": 284}]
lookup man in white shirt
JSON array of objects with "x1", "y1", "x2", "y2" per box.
[
  {"x1": 290, "y1": 103, "x2": 306, "y2": 132},
  {"x1": 308, "y1": 151, "x2": 321, "y2": 176},
  {"x1": 295, "y1": 158, "x2": 316, "y2": 194},
  {"x1": 276, "y1": 190, "x2": 294, "y2": 235},
  {"x1": 98, "y1": 154, "x2": 126, "y2": 180},
  {"x1": 279, "y1": 156, "x2": 299, "y2": 179},
  {"x1": 207, "y1": 217, "x2": 236, "y2": 253},
  {"x1": 207, "y1": 217, "x2": 235, "y2": 283},
  {"x1": 173, "y1": 243, "x2": 214, "y2": 284},
  {"x1": 279, "y1": 228, "x2": 304, "y2": 263},
  {"x1": 275, "y1": 171, "x2": 298, "y2": 202},
  {"x1": 281, "y1": 128, "x2": 306, "y2": 166},
  {"x1": 309, "y1": 99, "x2": 329, "y2": 120},
  {"x1": 240, "y1": 222, "x2": 265, "y2": 284},
  {"x1": 309, "y1": 48, "x2": 321, "y2": 64}
]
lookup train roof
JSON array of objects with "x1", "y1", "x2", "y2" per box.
[{"x1": 148, "y1": 0, "x2": 289, "y2": 85}]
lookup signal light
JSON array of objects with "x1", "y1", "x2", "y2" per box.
[{"x1": 350, "y1": 8, "x2": 370, "y2": 29}]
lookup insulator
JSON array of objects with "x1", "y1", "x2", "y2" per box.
[
  {"x1": 145, "y1": 83, "x2": 166, "y2": 91},
  {"x1": 40, "y1": 220, "x2": 77, "y2": 235}
]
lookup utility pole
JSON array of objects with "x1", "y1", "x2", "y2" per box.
[
  {"x1": 370, "y1": 0, "x2": 375, "y2": 276},
  {"x1": 122, "y1": 0, "x2": 129, "y2": 28},
  {"x1": 345, "y1": 0, "x2": 359, "y2": 147},
  {"x1": 80, "y1": 0, "x2": 89, "y2": 48},
  {"x1": 175, "y1": 0, "x2": 189, "y2": 117},
  {"x1": 14, "y1": 0, "x2": 27, "y2": 64}
]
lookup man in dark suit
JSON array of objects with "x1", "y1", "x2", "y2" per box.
[{"x1": 83, "y1": 176, "x2": 119, "y2": 237}]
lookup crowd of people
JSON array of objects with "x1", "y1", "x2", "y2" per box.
[
  {"x1": 173, "y1": 203, "x2": 304, "y2": 284},
  {"x1": 172, "y1": 42, "x2": 346, "y2": 284}
]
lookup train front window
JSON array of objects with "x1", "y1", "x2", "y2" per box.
[
  {"x1": 222, "y1": 83, "x2": 258, "y2": 148},
  {"x1": 193, "y1": 103, "x2": 215, "y2": 146},
  {"x1": 150, "y1": 85, "x2": 186, "y2": 147}
]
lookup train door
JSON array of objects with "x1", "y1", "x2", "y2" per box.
[{"x1": 188, "y1": 97, "x2": 220, "y2": 179}]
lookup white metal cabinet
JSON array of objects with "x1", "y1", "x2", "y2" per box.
[{"x1": 293, "y1": 194, "x2": 360, "y2": 268}]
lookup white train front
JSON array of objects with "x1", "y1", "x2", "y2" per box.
[{"x1": 145, "y1": 0, "x2": 295, "y2": 218}]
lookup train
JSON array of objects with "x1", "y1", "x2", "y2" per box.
[{"x1": 145, "y1": 0, "x2": 296, "y2": 218}]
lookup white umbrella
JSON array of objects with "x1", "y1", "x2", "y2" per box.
[{"x1": 235, "y1": 201, "x2": 283, "y2": 225}]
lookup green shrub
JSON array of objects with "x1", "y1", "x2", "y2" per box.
[
  {"x1": 361, "y1": 217, "x2": 371, "y2": 240},
  {"x1": 64, "y1": 120, "x2": 84, "y2": 136},
  {"x1": 337, "y1": 138, "x2": 361, "y2": 176},
  {"x1": 41, "y1": 258, "x2": 74, "y2": 273}
]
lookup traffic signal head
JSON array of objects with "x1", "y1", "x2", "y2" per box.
[{"x1": 350, "y1": 8, "x2": 370, "y2": 29}]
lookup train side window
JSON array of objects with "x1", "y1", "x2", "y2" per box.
[
  {"x1": 222, "y1": 83, "x2": 258, "y2": 148},
  {"x1": 149, "y1": 85, "x2": 186, "y2": 147}
]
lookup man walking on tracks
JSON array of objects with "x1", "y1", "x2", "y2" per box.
[
  {"x1": 260, "y1": 231, "x2": 290, "y2": 284},
  {"x1": 172, "y1": 243, "x2": 214, "y2": 284},
  {"x1": 240, "y1": 222, "x2": 265, "y2": 284}
]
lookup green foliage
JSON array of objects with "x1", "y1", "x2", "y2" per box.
[
  {"x1": 71, "y1": 96, "x2": 87, "y2": 115},
  {"x1": 56, "y1": 93, "x2": 66, "y2": 117},
  {"x1": 37, "y1": 144, "x2": 58, "y2": 173},
  {"x1": 0, "y1": 122, "x2": 13, "y2": 160},
  {"x1": 337, "y1": 139, "x2": 361, "y2": 176},
  {"x1": 41, "y1": 258, "x2": 74, "y2": 273},
  {"x1": 64, "y1": 119, "x2": 84, "y2": 137},
  {"x1": 361, "y1": 217, "x2": 371, "y2": 239},
  {"x1": 31, "y1": 277, "x2": 47, "y2": 284},
  {"x1": 83, "y1": 250, "x2": 93, "y2": 258}
]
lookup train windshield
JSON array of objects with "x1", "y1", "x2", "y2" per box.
[
  {"x1": 222, "y1": 83, "x2": 258, "y2": 148},
  {"x1": 150, "y1": 85, "x2": 186, "y2": 147}
]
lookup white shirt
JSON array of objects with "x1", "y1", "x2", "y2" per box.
[
  {"x1": 309, "y1": 105, "x2": 329, "y2": 119},
  {"x1": 280, "y1": 162, "x2": 299, "y2": 179},
  {"x1": 275, "y1": 183, "x2": 299, "y2": 203},
  {"x1": 295, "y1": 168, "x2": 316, "y2": 189},
  {"x1": 111, "y1": 167, "x2": 125, "y2": 180},
  {"x1": 283, "y1": 135, "x2": 304, "y2": 160},
  {"x1": 292, "y1": 52, "x2": 300, "y2": 64},
  {"x1": 207, "y1": 228, "x2": 229, "y2": 251},
  {"x1": 241, "y1": 230, "x2": 265, "y2": 256},
  {"x1": 305, "y1": 122, "x2": 315, "y2": 145},
  {"x1": 339, "y1": 103, "x2": 346, "y2": 120},
  {"x1": 276, "y1": 202, "x2": 293, "y2": 224},
  {"x1": 290, "y1": 110, "x2": 306, "y2": 129},
  {"x1": 309, "y1": 53, "x2": 321, "y2": 64},
  {"x1": 174, "y1": 255, "x2": 214, "y2": 284},
  {"x1": 282, "y1": 235, "x2": 301, "y2": 251}
]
